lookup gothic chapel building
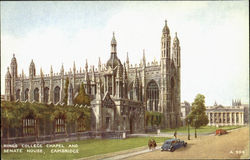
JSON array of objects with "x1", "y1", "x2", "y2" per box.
[{"x1": 5, "y1": 20, "x2": 181, "y2": 131}]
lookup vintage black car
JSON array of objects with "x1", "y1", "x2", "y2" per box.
[{"x1": 161, "y1": 139, "x2": 187, "y2": 152}]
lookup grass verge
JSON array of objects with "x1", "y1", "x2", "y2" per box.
[{"x1": 1, "y1": 136, "x2": 169, "y2": 160}]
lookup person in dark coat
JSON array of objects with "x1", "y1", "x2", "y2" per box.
[
  {"x1": 174, "y1": 130, "x2": 177, "y2": 139},
  {"x1": 152, "y1": 139, "x2": 157, "y2": 149}
]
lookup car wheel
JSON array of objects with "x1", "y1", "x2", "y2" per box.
[{"x1": 170, "y1": 147, "x2": 175, "y2": 152}]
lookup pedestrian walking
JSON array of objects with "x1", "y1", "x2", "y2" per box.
[{"x1": 174, "y1": 130, "x2": 177, "y2": 139}]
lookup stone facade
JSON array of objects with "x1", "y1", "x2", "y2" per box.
[
  {"x1": 180, "y1": 101, "x2": 191, "y2": 126},
  {"x1": 206, "y1": 102, "x2": 245, "y2": 126},
  {"x1": 5, "y1": 20, "x2": 181, "y2": 131}
]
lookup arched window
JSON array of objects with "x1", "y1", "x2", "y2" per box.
[
  {"x1": 128, "y1": 83, "x2": 133, "y2": 100},
  {"x1": 34, "y1": 88, "x2": 39, "y2": 102},
  {"x1": 44, "y1": 87, "x2": 49, "y2": 103},
  {"x1": 16, "y1": 89, "x2": 20, "y2": 100},
  {"x1": 54, "y1": 86, "x2": 60, "y2": 104},
  {"x1": 146, "y1": 80, "x2": 159, "y2": 111},
  {"x1": 55, "y1": 116, "x2": 65, "y2": 134},
  {"x1": 23, "y1": 114, "x2": 36, "y2": 136},
  {"x1": 25, "y1": 88, "x2": 29, "y2": 101}
]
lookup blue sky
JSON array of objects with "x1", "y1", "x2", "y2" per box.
[{"x1": 1, "y1": 1, "x2": 249, "y2": 106}]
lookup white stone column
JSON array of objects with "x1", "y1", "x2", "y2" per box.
[
  {"x1": 239, "y1": 112, "x2": 241, "y2": 125},
  {"x1": 241, "y1": 112, "x2": 244, "y2": 125},
  {"x1": 225, "y1": 112, "x2": 227, "y2": 126},
  {"x1": 208, "y1": 112, "x2": 211, "y2": 126},
  {"x1": 230, "y1": 112, "x2": 232, "y2": 125},
  {"x1": 220, "y1": 112, "x2": 224, "y2": 125},
  {"x1": 216, "y1": 112, "x2": 219, "y2": 125},
  {"x1": 210, "y1": 113, "x2": 213, "y2": 125},
  {"x1": 234, "y1": 112, "x2": 237, "y2": 125},
  {"x1": 213, "y1": 112, "x2": 215, "y2": 126}
]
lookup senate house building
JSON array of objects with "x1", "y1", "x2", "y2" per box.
[
  {"x1": 5, "y1": 20, "x2": 181, "y2": 133},
  {"x1": 206, "y1": 100, "x2": 248, "y2": 126}
]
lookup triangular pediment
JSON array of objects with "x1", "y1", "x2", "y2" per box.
[
  {"x1": 102, "y1": 91, "x2": 116, "y2": 108},
  {"x1": 214, "y1": 105, "x2": 224, "y2": 110}
]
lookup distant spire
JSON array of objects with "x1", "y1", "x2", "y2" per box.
[
  {"x1": 73, "y1": 61, "x2": 76, "y2": 72},
  {"x1": 61, "y1": 63, "x2": 64, "y2": 72},
  {"x1": 50, "y1": 65, "x2": 53, "y2": 74},
  {"x1": 126, "y1": 52, "x2": 129, "y2": 63},
  {"x1": 111, "y1": 32, "x2": 117, "y2": 45},
  {"x1": 40, "y1": 67, "x2": 43, "y2": 77},
  {"x1": 5, "y1": 67, "x2": 11, "y2": 79},
  {"x1": 98, "y1": 57, "x2": 101, "y2": 66},
  {"x1": 85, "y1": 60, "x2": 89, "y2": 81},
  {"x1": 214, "y1": 101, "x2": 217, "y2": 106},
  {"x1": 162, "y1": 19, "x2": 170, "y2": 34},
  {"x1": 98, "y1": 57, "x2": 101, "y2": 71},
  {"x1": 143, "y1": 49, "x2": 146, "y2": 66},
  {"x1": 111, "y1": 32, "x2": 117, "y2": 53},
  {"x1": 91, "y1": 65, "x2": 95, "y2": 82},
  {"x1": 22, "y1": 69, "x2": 24, "y2": 77},
  {"x1": 85, "y1": 59, "x2": 88, "y2": 71}
]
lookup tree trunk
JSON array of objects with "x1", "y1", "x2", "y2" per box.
[{"x1": 195, "y1": 127, "x2": 197, "y2": 138}]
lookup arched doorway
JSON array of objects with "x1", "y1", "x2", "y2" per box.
[
  {"x1": 54, "y1": 86, "x2": 60, "y2": 104},
  {"x1": 25, "y1": 88, "x2": 29, "y2": 101},
  {"x1": 22, "y1": 114, "x2": 36, "y2": 136},
  {"x1": 16, "y1": 89, "x2": 20, "y2": 100},
  {"x1": 34, "y1": 88, "x2": 39, "y2": 102},
  {"x1": 146, "y1": 80, "x2": 159, "y2": 111},
  {"x1": 44, "y1": 87, "x2": 49, "y2": 103}
]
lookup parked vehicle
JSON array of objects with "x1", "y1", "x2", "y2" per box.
[
  {"x1": 161, "y1": 139, "x2": 187, "y2": 152},
  {"x1": 215, "y1": 129, "x2": 227, "y2": 136}
]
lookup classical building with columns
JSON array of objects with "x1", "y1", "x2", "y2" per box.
[
  {"x1": 5, "y1": 20, "x2": 182, "y2": 131},
  {"x1": 206, "y1": 102, "x2": 245, "y2": 126}
]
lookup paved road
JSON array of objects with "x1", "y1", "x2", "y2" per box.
[
  {"x1": 124, "y1": 127, "x2": 249, "y2": 159},
  {"x1": 79, "y1": 127, "x2": 249, "y2": 160}
]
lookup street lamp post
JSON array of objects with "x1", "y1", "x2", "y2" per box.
[
  {"x1": 188, "y1": 118, "x2": 190, "y2": 140},
  {"x1": 195, "y1": 115, "x2": 198, "y2": 138}
]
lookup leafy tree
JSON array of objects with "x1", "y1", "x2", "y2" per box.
[
  {"x1": 1, "y1": 100, "x2": 91, "y2": 140},
  {"x1": 74, "y1": 82, "x2": 90, "y2": 106},
  {"x1": 187, "y1": 94, "x2": 209, "y2": 138},
  {"x1": 63, "y1": 77, "x2": 69, "y2": 104},
  {"x1": 145, "y1": 111, "x2": 163, "y2": 127}
]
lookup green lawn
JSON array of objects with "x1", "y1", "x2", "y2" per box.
[
  {"x1": 1, "y1": 137, "x2": 168, "y2": 160},
  {"x1": 161, "y1": 125, "x2": 243, "y2": 134}
]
